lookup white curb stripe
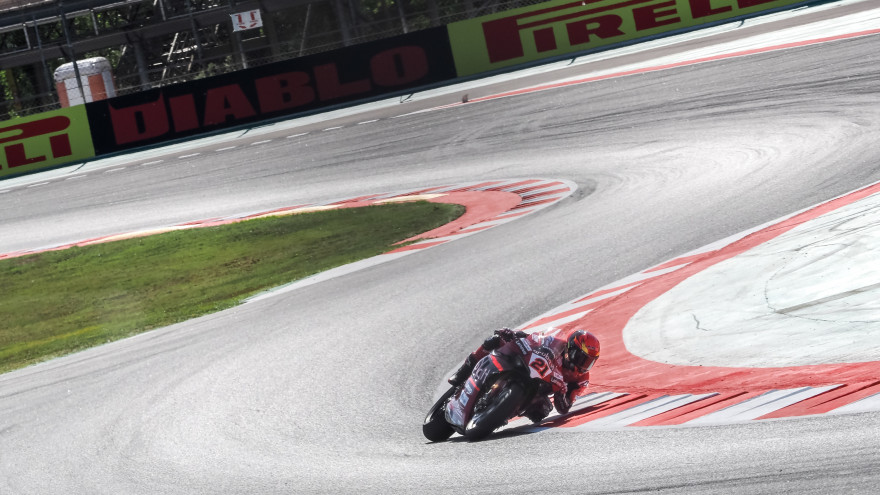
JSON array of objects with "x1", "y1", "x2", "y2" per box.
[
  {"x1": 828, "y1": 391, "x2": 880, "y2": 415},
  {"x1": 499, "y1": 392, "x2": 629, "y2": 433},
  {"x1": 574, "y1": 393, "x2": 718, "y2": 428},
  {"x1": 517, "y1": 392, "x2": 630, "y2": 433},
  {"x1": 686, "y1": 386, "x2": 841, "y2": 425},
  {"x1": 518, "y1": 184, "x2": 569, "y2": 197}
]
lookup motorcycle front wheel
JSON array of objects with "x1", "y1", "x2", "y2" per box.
[
  {"x1": 464, "y1": 377, "x2": 525, "y2": 441},
  {"x1": 423, "y1": 386, "x2": 456, "y2": 442}
]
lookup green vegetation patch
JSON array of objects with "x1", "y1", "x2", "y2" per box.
[{"x1": 0, "y1": 201, "x2": 464, "y2": 373}]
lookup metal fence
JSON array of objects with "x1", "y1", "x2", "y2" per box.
[{"x1": 0, "y1": 0, "x2": 546, "y2": 120}]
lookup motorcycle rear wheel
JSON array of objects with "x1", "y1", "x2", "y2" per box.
[
  {"x1": 423, "y1": 387, "x2": 456, "y2": 442},
  {"x1": 464, "y1": 378, "x2": 524, "y2": 441}
]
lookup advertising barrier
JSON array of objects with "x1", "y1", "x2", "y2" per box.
[
  {"x1": 0, "y1": 106, "x2": 95, "y2": 178},
  {"x1": 0, "y1": 0, "x2": 831, "y2": 178},
  {"x1": 86, "y1": 27, "x2": 456, "y2": 155},
  {"x1": 447, "y1": 0, "x2": 814, "y2": 76}
]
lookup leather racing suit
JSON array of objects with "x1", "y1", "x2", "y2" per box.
[{"x1": 448, "y1": 328, "x2": 590, "y2": 423}]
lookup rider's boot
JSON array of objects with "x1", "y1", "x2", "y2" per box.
[
  {"x1": 448, "y1": 354, "x2": 478, "y2": 387},
  {"x1": 522, "y1": 395, "x2": 553, "y2": 423},
  {"x1": 448, "y1": 335, "x2": 508, "y2": 387}
]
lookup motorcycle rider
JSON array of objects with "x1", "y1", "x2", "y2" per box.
[{"x1": 447, "y1": 327, "x2": 600, "y2": 423}]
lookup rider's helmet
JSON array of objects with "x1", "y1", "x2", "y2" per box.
[{"x1": 565, "y1": 330, "x2": 600, "y2": 373}]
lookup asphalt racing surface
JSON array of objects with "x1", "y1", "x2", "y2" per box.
[{"x1": 3, "y1": 1, "x2": 880, "y2": 493}]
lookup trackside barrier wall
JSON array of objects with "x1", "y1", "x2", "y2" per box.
[
  {"x1": 85, "y1": 27, "x2": 457, "y2": 156},
  {"x1": 0, "y1": 0, "x2": 827, "y2": 179},
  {"x1": 0, "y1": 107, "x2": 96, "y2": 177},
  {"x1": 446, "y1": 0, "x2": 818, "y2": 76}
]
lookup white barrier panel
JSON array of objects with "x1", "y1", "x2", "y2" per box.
[{"x1": 54, "y1": 57, "x2": 117, "y2": 107}]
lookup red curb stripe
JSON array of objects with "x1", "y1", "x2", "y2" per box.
[
  {"x1": 644, "y1": 252, "x2": 713, "y2": 273},
  {"x1": 512, "y1": 197, "x2": 559, "y2": 210},
  {"x1": 394, "y1": 191, "x2": 522, "y2": 243},
  {"x1": 401, "y1": 185, "x2": 456, "y2": 196},
  {"x1": 451, "y1": 181, "x2": 509, "y2": 192},
  {"x1": 490, "y1": 210, "x2": 532, "y2": 220},
  {"x1": 550, "y1": 394, "x2": 654, "y2": 427},
  {"x1": 506, "y1": 179, "x2": 546, "y2": 190},
  {"x1": 330, "y1": 195, "x2": 383, "y2": 205},
  {"x1": 386, "y1": 240, "x2": 449, "y2": 254},
  {"x1": 757, "y1": 381, "x2": 880, "y2": 420},
  {"x1": 486, "y1": 180, "x2": 541, "y2": 191},
  {"x1": 2, "y1": 180, "x2": 574, "y2": 261},
  {"x1": 573, "y1": 281, "x2": 645, "y2": 304},
  {"x1": 629, "y1": 391, "x2": 763, "y2": 427},
  {"x1": 580, "y1": 180, "x2": 880, "y2": 392},
  {"x1": 179, "y1": 217, "x2": 226, "y2": 226},
  {"x1": 509, "y1": 182, "x2": 565, "y2": 196},
  {"x1": 521, "y1": 187, "x2": 571, "y2": 200},
  {"x1": 456, "y1": 225, "x2": 496, "y2": 235}
]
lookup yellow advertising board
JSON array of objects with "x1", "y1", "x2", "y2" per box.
[
  {"x1": 0, "y1": 106, "x2": 95, "y2": 178},
  {"x1": 448, "y1": 0, "x2": 813, "y2": 76}
]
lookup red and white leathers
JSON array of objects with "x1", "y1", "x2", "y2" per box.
[
  {"x1": 451, "y1": 327, "x2": 593, "y2": 420},
  {"x1": 526, "y1": 327, "x2": 591, "y2": 414}
]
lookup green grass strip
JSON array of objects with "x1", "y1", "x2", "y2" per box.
[{"x1": 0, "y1": 201, "x2": 464, "y2": 373}]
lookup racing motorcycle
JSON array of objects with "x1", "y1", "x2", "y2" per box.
[{"x1": 423, "y1": 336, "x2": 563, "y2": 442}]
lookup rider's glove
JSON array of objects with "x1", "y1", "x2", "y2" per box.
[
  {"x1": 554, "y1": 383, "x2": 580, "y2": 415},
  {"x1": 554, "y1": 390, "x2": 573, "y2": 415},
  {"x1": 482, "y1": 335, "x2": 503, "y2": 351},
  {"x1": 494, "y1": 328, "x2": 527, "y2": 341}
]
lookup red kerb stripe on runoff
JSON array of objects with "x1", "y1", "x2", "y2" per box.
[
  {"x1": 757, "y1": 381, "x2": 880, "y2": 420},
  {"x1": 546, "y1": 394, "x2": 652, "y2": 427}
]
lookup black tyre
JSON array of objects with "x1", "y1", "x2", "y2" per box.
[
  {"x1": 464, "y1": 378, "x2": 525, "y2": 441},
  {"x1": 423, "y1": 387, "x2": 456, "y2": 442}
]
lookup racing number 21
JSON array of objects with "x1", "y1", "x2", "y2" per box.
[{"x1": 529, "y1": 356, "x2": 549, "y2": 377}]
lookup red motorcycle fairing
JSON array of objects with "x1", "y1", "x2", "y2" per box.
[
  {"x1": 444, "y1": 350, "x2": 516, "y2": 432},
  {"x1": 443, "y1": 339, "x2": 563, "y2": 435}
]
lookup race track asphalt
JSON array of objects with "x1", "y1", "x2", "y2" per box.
[{"x1": 2, "y1": 2, "x2": 880, "y2": 493}]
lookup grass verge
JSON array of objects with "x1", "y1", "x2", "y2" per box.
[{"x1": 0, "y1": 201, "x2": 464, "y2": 373}]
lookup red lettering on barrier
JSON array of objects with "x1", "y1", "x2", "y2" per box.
[
  {"x1": 169, "y1": 94, "x2": 200, "y2": 132},
  {"x1": 0, "y1": 116, "x2": 73, "y2": 169},
  {"x1": 483, "y1": 17, "x2": 527, "y2": 63},
  {"x1": 370, "y1": 46, "x2": 429, "y2": 87},
  {"x1": 5, "y1": 144, "x2": 44, "y2": 168},
  {"x1": 49, "y1": 134, "x2": 72, "y2": 158},
  {"x1": 0, "y1": 116, "x2": 69, "y2": 144},
  {"x1": 533, "y1": 27, "x2": 558, "y2": 53},
  {"x1": 314, "y1": 63, "x2": 372, "y2": 101},
  {"x1": 479, "y1": 0, "x2": 706, "y2": 64},
  {"x1": 480, "y1": 1, "x2": 613, "y2": 63},
  {"x1": 566, "y1": 15, "x2": 625, "y2": 45},
  {"x1": 690, "y1": 0, "x2": 733, "y2": 18},
  {"x1": 109, "y1": 95, "x2": 169, "y2": 145},
  {"x1": 203, "y1": 84, "x2": 257, "y2": 126},
  {"x1": 255, "y1": 72, "x2": 316, "y2": 113},
  {"x1": 105, "y1": 46, "x2": 436, "y2": 147},
  {"x1": 633, "y1": 1, "x2": 681, "y2": 30},
  {"x1": 473, "y1": 0, "x2": 790, "y2": 67}
]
